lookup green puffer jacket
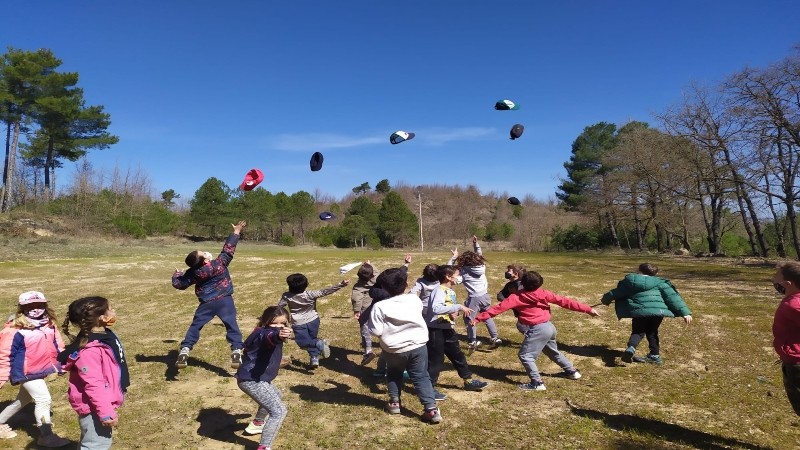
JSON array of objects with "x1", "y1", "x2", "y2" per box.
[{"x1": 601, "y1": 273, "x2": 691, "y2": 319}]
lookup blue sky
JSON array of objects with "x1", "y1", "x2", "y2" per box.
[{"x1": 2, "y1": 2, "x2": 798, "y2": 205}]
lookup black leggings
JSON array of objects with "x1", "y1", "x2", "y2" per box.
[{"x1": 628, "y1": 316, "x2": 664, "y2": 356}]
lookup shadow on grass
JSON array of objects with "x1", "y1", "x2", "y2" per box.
[
  {"x1": 464, "y1": 361, "x2": 526, "y2": 386},
  {"x1": 134, "y1": 350, "x2": 232, "y2": 381},
  {"x1": 566, "y1": 400, "x2": 772, "y2": 450},
  {"x1": 196, "y1": 407, "x2": 257, "y2": 449},
  {"x1": 557, "y1": 342, "x2": 626, "y2": 367},
  {"x1": 282, "y1": 345, "x2": 387, "y2": 394},
  {"x1": 0, "y1": 401, "x2": 40, "y2": 448},
  {"x1": 290, "y1": 379, "x2": 386, "y2": 410}
]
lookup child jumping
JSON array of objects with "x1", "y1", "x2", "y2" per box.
[
  {"x1": 450, "y1": 236, "x2": 502, "y2": 353},
  {"x1": 601, "y1": 263, "x2": 692, "y2": 365},
  {"x1": 59, "y1": 296, "x2": 129, "y2": 450},
  {"x1": 279, "y1": 274, "x2": 349, "y2": 368},
  {"x1": 424, "y1": 265, "x2": 488, "y2": 400},
  {"x1": 172, "y1": 220, "x2": 247, "y2": 370},
  {"x1": 0, "y1": 291, "x2": 70, "y2": 447},
  {"x1": 236, "y1": 306, "x2": 292, "y2": 450},
  {"x1": 368, "y1": 267, "x2": 442, "y2": 424},
  {"x1": 472, "y1": 271, "x2": 599, "y2": 391}
]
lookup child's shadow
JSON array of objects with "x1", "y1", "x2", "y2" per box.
[
  {"x1": 291, "y1": 379, "x2": 386, "y2": 410},
  {"x1": 450, "y1": 362, "x2": 524, "y2": 387},
  {"x1": 556, "y1": 342, "x2": 625, "y2": 367},
  {"x1": 134, "y1": 350, "x2": 232, "y2": 381},
  {"x1": 196, "y1": 407, "x2": 257, "y2": 449},
  {"x1": 0, "y1": 402, "x2": 53, "y2": 449}
]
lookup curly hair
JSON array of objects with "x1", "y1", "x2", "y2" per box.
[
  {"x1": 455, "y1": 250, "x2": 485, "y2": 268},
  {"x1": 61, "y1": 296, "x2": 110, "y2": 348}
]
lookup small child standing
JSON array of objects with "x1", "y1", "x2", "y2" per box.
[
  {"x1": 278, "y1": 274, "x2": 349, "y2": 368},
  {"x1": 59, "y1": 296, "x2": 129, "y2": 450},
  {"x1": 601, "y1": 263, "x2": 692, "y2": 365},
  {"x1": 172, "y1": 220, "x2": 247, "y2": 370},
  {"x1": 424, "y1": 265, "x2": 488, "y2": 400},
  {"x1": 368, "y1": 268, "x2": 442, "y2": 424},
  {"x1": 236, "y1": 306, "x2": 292, "y2": 450},
  {"x1": 0, "y1": 291, "x2": 70, "y2": 447},
  {"x1": 451, "y1": 236, "x2": 502, "y2": 353},
  {"x1": 472, "y1": 271, "x2": 599, "y2": 391}
]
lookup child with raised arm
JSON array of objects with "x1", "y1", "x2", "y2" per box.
[
  {"x1": 451, "y1": 235, "x2": 502, "y2": 353},
  {"x1": 368, "y1": 268, "x2": 441, "y2": 424},
  {"x1": 172, "y1": 221, "x2": 247, "y2": 370},
  {"x1": 0, "y1": 291, "x2": 69, "y2": 447},
  {"x1": 424, "y1": 265, "x2": 488, "y2": 400},
  {"x1": 279, "y1": 274, "x2": 349, "y2": 368},
  {"x1": 472, "y1": 271, "x2": 599, "y2": 392},
  {"x1": 601, "y1": 263, "x2": 692, "y2": 365},
  {"x1": 236, "y1": 306, "x2": 292, "y2": 450},
  {"x1": 60, "y1": 296, "x2": 129, "y2": 450}
]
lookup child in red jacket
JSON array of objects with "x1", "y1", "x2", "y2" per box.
[{"x1": 472, "y1": 271, "x2": 599, "y2": 392}]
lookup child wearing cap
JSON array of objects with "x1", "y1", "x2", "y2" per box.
[
  {"x1": 172, "y1": 220, "x2": 247, "y2": 370},
  {"x1": 0, "y1": 291, "x2": 70, "y2": 447}
]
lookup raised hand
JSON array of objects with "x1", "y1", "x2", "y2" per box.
[{"x1": 232, "y1": 220, "x2": 247, "y2": 234}]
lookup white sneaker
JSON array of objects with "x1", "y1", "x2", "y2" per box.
[
  {"x1": 244, "y1": 419, "x2": 264, "y2": 435},
  {"x1": 0, "y1": 424, "x2": 16, "y2": 439},
  {"x1": 466, "y1": 341, "x2": 481, "y2": 355}
]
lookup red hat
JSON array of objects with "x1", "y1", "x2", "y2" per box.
[{"x1": 240, "y1": 169, "x2": 264, "y2": 191}]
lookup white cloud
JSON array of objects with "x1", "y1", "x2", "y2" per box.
[
  {"x1": 266, "y1": 127, "x2": 497, "y2": 151},
  {"x1": 417, "y1": 127, "x2": 496, "y2": 146}
]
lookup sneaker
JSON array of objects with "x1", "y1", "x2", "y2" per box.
[
  {"x1": 488, "y1": 337, "x2": 503, "y2": 349},
  {"x1": 562, "y1": 369, "x2": 582, "y2": 380},
  {"x1": 518, "y1": 380, "x2": 547, "y2": 391},
  {"x1": 422, "y1": 407, "x2": 442, "y2": 424},
  {"x1": 360, "y1": 352, "x2": 376, "y2": 366},
  {"x1": 372, "y1": 368, "x2": 387, "y2": 377},
  {"x1": 0, "y1": 424, "x2": 17, "y2": 439},
  {"x1": 621, "y1": 350, "x2": 634, "y2": 363},
  {"x1": 319, "y1": 339, "x2": 331, "y2": 359},
  {"x1": 433, "y1": 390, "x2": 448, "y2": 401},
  {"x1": 244, "y1": 419, "x2": 265, "y2": 435},
  {"x1": 176, "y1": 347, "x2": 190, "y2": 369},
  {"x1": 231, "y1": 349, "x2": 243, "y2": 369},
  {"x1": 309, "y1": 357, "x2": 320, "y2": 368},
  {"x1": 385, "y1": 399, "x2": 401, "y2": 414},
  {"x1": 402, "y1": 370, "x2": 410, "y2": 380},
  {"x1": 37, "y1": 433, "x2": 71, "y2": 447},
  {"x1": 466, "y1": 341, "x2": 481, "y2": 356},
  {"x1": 645, "y1": 354, "x2": 663, "y2": 365},
  {"x1": 631, "y1": 355, "x2": 647, "y2": 363},
  {"x1": 463, "y1": 378, "x2": 489, "y2": 391}
]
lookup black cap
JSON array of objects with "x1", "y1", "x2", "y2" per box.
[
  {"x1": 510, "y1": 124, "x2": 524, "y2": 140},
  {"x1": 508, "y1": 197, "x2": 521, "y2": 205},
  {"x1": 319, "y1": 211, "x2": 335, "y2": 221},
  {"x1": 310, "y1": 152, "x2": 324, "y2": 171}
]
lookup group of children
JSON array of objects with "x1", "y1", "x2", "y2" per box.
[{"x1": 0, "y1": 226, "x2": 699, "y2": 449}]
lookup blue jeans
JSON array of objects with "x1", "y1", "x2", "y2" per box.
[
  {"x1": 384, "y1": 345, "x2": 436, "y2": 410},
  {"x1": 180, "y1": 297, "x2": 243, "y2": 350},
  {"x1": 292, "y1": 317, "x2": 322, "y2": 358},
  {"x1": 517, "y1": 321, "x2": 574, "y2": 381}
]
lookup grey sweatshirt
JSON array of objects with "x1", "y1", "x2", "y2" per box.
[
  {"x1": 448, "y1": 243, "x2": 488, "y2": 296},
  {"x1": 278, "y1": 284, "x2": 345, "y2": 326}
]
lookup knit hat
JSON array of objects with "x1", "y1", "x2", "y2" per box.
[{"x1": 18, "y1": 291, "x2": 47, "y2": 305}]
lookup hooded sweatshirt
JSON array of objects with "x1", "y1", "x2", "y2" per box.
[
  {"x1": 448, "y1": 243, "x2": 488, "y2": 296},
  {"x1": 0, "y1": 317, "x2": 64, "y2": 385},
  {"x1": 62, "y1": 340, "x2": 124, "y2": 421},
  {"x1": 424, "y1": 285, "x2": 462, "y2": 329},
  {"x1": 368, "y1": 293, "x2": 428, "y2": 354},
  {"x1": 601, "y1": 273, "x2": 691, "y2": 319},
  {"x1": 773, "y1": 292, "x2": 800, "y2": 364},
  {"x1": 58, "y1": 329, "x2": 130, "y2": 392}
]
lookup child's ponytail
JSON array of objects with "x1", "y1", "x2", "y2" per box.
[{"x1": 63, "y1": 296, "x2": 110, "y2": 348}]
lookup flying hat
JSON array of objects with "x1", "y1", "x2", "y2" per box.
[
  {"x1": 240, "y1": 169, "x2": 264, "y2": 191},
  {"x1": 390, "y1": 131, "x2": 415, "y2": 145},
  {"x1": 319, "y1": 211, "x2": 336, "y2": 221},
  {"x1": 310, "y1": 152, "x2": 324, "y2": 171},
  {"x1": 510, "y1": 124, "x2": 524, "y2": 140},
  {"x1": 495, "y1": 99, "x2": 519, "y2": 111},
  {"x1": 507, "y1": 197, "x2": 521, "y2": 206},
  {"x1": 18, "y1": 291, "x2": 47, "y2": 305}
]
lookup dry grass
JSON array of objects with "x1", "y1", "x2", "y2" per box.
[{"x1": 0, "y1": 236, "x2": 796, "y2": 449}]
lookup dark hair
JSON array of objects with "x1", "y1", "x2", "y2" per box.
[
  {"x1": 639, "y1": 263, "x2": 659, "y2": 276},
  {"x1": 422, "y1": 264, "x2": 439, "y2": 282},
  {"x1": 455, "y1": 250, "x2": 485, "y2": 268},
  {"x1": 379, "y1": 268, "x2": 408, "y2": 297},
  {"x1": 286, "y1": 273, "x2": 309, "y2": 294},
  {"x1": 61, "y1": 296, "x2": 110, "y2": 348},
  {"x1": 436, "y1": 265, "x2": 458, "y2": 283},
  {"x1": 185, "y1": 250, "x2": 205, "y2": 269},
  {"x1": 520, "y1": 271, "x2": 544, "y2": 291},
  {"x1": 778, "y1": 262, "x2": 800, "y2": 285},
  {"x1": 257, "y1": 306, "x2": 291, "y2": 328},
  {"x1": 357, "y1": 264, "x2": 374, "y2": 282},
  {"x1": 507, "y1": 264, "x2": 526, "y2": 276}
]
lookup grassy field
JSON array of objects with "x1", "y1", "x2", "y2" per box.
[{"x1": 0, "y1": 236, "x2": 795, "y2": 449}]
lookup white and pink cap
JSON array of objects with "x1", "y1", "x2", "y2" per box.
[{"x1": 18, "y1": 291, "x2": 47, "y2": 305}]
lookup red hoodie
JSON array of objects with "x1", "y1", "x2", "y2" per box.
[
  {"x1": 773, "y1": 292, "x2": 800, "y2": 364},
  {"x1": 475, "y1": 288, "x2": 593, "y2": 326}
]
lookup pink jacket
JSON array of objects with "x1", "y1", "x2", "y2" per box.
[
  {"x1": 0, "y1": 319, "x2": 65, "y2": 385},
  {"x1": 63, "y1": 341, "x2": 124, "y2": 421}
]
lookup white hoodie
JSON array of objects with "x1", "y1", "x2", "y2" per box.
[{"x1": 368, "y1": 293, "x2": 428, "y2": 354}]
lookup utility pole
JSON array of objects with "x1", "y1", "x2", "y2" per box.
[{"x1": 418, "y1": 191, "x2": 424, "y2": 252}]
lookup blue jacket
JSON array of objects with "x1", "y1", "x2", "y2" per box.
[
  {"x1": 235, "y1": 327, "x2": 284, "y2": 383},
  {"x1": 172, "y1": 233, "x2": 239, "y2": 302}
]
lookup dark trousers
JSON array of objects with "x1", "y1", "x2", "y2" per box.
[
  {"x1": 292, "y1": 317, "x2": 322, "y2": 358},
  {"x1": 384, "y1": 345, "x2": 436, "y2": 410},
  {"x1": 628, "y1": 316, "x2": 664, "y2": 356},
  {"x1": 427, "y1": 328, "x2": 471, "y2": 385},
  {"x1": 180, "y1": 297, "x2": 243, "y2": 350},
  {"x1": 782, "y1": 363, "x2": 800, "y2": 416}
]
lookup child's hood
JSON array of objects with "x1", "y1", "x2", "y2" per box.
[
  {"x1": 415, "y1": 278, "x2": 440, "y2": 294},
  {"x1": 621, "y1": 273, "x2": 663, "y2": 292},
  {"x1": 59, "y1": 338, "x2": 114, "y2": 369}
]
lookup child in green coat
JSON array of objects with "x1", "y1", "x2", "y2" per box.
[{"x1": 601, "y1": 263, "x2": 692, "y2": 364}]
